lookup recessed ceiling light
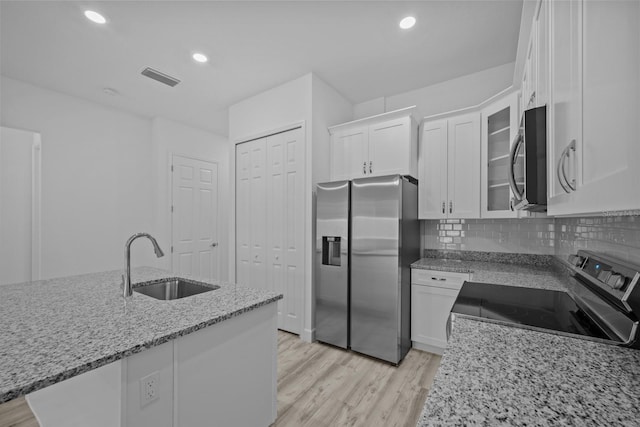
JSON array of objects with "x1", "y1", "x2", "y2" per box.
[
  {"x1": 192, "y1": 53, "x2": 208, "y2": 63},
  {"x1": 84, "y1": 10, "x2": 107, "y2": 24},
  {"x1": 399, "y1": 16, "x2": 416, "y2": 30}
]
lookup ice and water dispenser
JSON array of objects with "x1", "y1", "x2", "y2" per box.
[{"x1": 322, "y1": 236, "x2": 341, "y2": 266}]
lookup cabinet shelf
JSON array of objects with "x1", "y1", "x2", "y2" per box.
[
  {"x1": 489, "y1": 182, "x2": 523, "y2": 189},
  {"x1": 489, "y1": 126, "x2": 510, "y2": 136},
  {"x1": 489, "y1": 154, "x2": 509, "y2": 162}
]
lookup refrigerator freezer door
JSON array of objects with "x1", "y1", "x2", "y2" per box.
[
  {"x1": 350, "y1": 175, "x2": 402, "y2": 363},
  {"x1": 315, "y1": 181, "x2": 350, "y2": 348}
]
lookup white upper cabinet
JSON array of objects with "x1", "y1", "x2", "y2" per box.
[
  {"x1": 548, "y1": 0, "x2": 582, "y2": 214},
  {"x1": 548, "y1": 0, "x2": 640, "y2": 215},
  {"x1": 329, "y1": 126, "x2": 368, "y2": 181},
  {"x1": 419, "y1": 112, "x2": 481, "y2": 219},
  {"x1": 480, "y1": 92, "x2": 520, "y2": 218},
  {"x1": 329, "y1": 107, "x2": 418, "y2": 181},
  {"x1": 419, "y1": 119, "x2": 448, "y2": 219}
]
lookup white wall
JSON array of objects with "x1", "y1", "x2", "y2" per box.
[
  {"x1": 353, "y1": 62, "x2": 515, "y2": 120},
  {"x1": 0, "y1": 76, "x2": 155, "y2": 279},
  {"x1": 310, "y1": 74, "x2": 354, "y2": 186},
  {"x1": 151, "y1": 117, "x2": 229, "y2": 281}
]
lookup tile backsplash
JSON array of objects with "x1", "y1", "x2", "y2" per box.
[
  {"x1": 422, "y1": 215, "x2": 640, "y2": 264},
  {"x1": 422, "y1": 218, "x2": 556, "y2": 255},
  {"x1": 555, "y1": 216, "x2": 640, "y2": 263}
]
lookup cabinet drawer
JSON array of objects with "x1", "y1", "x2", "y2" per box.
[{"x1": 411, "y1": 268, "x2": 470, "y2": 290}]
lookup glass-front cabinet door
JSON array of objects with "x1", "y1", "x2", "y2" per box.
[{"x1": 480, "y1": 92, "x2": 521, "y2": 218}]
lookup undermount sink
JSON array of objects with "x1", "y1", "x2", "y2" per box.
[{"x1": 133, "y1": 278, "x2": 219, "y2": 300}]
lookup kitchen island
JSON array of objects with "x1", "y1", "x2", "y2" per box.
[
  {"x1": 413, "y1": 255, "x2": 640, "y2": 425},
  {"x1": 0, "y1": 267, "x2": 282, "y2": 426}
]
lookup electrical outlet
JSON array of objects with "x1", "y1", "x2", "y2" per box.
[{"x1": 140, "y1": 371, "x2": 160, "y2": 407}]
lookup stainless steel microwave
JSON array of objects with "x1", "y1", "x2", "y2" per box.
[{"x1": 508, "y1": 105, "x2": 547, "y2": 212}]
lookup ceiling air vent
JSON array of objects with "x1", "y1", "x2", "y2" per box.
[{"x1": 141, "y1": 67, "x2": 180, "y2": 87}]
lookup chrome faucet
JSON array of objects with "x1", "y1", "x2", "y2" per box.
[{"x1": 122, "y1": 232, "x2": 164, "y2": 298}]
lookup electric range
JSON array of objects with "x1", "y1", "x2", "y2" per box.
[{"x1": 450, "y1": 251, "x2": 640, "y2": 348}]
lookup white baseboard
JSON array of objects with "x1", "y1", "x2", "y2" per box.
[
  {"x1": 301, "y1": 328, "x2": 315, "y2": 343},
  {"x1": 412, "y1": 341, "x2": 445, "y2": 355}
]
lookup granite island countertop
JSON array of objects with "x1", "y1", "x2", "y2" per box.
[
  {"x1": 418, "y1": 317, "x2": 640, "y2": 426},
  {"x1": 413, "y1": 256, "x2": 640, "y2": 425},
  {"x1": 0, "y1": 267, "x2": 282, "y2": 403}
]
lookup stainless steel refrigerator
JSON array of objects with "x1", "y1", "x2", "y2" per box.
[{"x1": 315, "y1": 174, "x2": 419, "y2": 364}]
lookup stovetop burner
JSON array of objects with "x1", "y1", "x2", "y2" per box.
[
  {"x1": 452, "y1": 283, "x2": 611, "y2": 341},
  {"x1": 450, "y1": 252, "x2": 640, "y2": 348}
]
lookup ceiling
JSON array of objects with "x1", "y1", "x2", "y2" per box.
[{"x1": 0, "y1": 1, "x2": 523, "y2": 136}]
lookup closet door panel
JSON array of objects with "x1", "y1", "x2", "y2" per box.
[
  {"x1": 235, "y1": 142, "x2": 252, "y2": 287},
  {"x1": 250, "y1": 139, "x2": 267, "y2": 290},
  {"x1": 283, "y1": 128, "x2": 304, "y2": 334},
  {"x1": 266, "y1": 133, "x2": 285, "y2": 327}
]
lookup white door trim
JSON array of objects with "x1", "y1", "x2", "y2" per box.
[
  {"x1": 170, "y1": 153, "x2": 220, "y2": 281},
  {"x1": 0, "y1": 126, "x2": 42, "y2": 282},
  {"x1": 31, "y1": 134, "x2": 42, "y2": 281}
]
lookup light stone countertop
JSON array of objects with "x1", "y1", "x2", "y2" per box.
[
  {"x1": 0, "y1": 267, "x2": 282, "y2": 403},
  {"x1": 418, "y1": 317, "x2": 640, "y2": 426},
  {"x1": 413, "y1": 257, "x2": 640, "y2": 425},
  {"x1": 411, "y1": 258, "x2": 567, "y2": 292}
]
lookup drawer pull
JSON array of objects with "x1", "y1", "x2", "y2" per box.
[{"x1": 431, "y1": 277, "x2": 447, "y2": 281}]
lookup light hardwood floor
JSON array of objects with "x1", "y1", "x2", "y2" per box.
[
  {"x1": 0, "y1": 332, "x2": 441, "y2": 427},
  {"x1": 274, "y1": 331, "x2": 441, "y2": 427},
  {"x1": 0, "y1": 397, "x2": 38, "y2": 427}
]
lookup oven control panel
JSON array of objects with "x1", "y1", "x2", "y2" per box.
[
  {"x1": 582, "y1": 258, "x2": 629, "y2": 291},
  {"x1": 571, "y1": 250, "x2": 640, "y2": 314}
]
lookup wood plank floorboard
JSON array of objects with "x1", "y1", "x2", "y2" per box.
[
  {"x1": 0, "y1": 331, "x2": 442, "y2": 427},
  {"x1": 273, "y1": 331, "x2": 442, "y2": 427},
  {"x1": 0, "y1": 397, "x2": 39, "y2": 427}
]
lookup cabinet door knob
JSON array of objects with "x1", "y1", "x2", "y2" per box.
[
  {"x1": 431, "y1": 277, "x2": 447, "y2": 281},
  {"x1": 210, "y1": 242, "x2": 218, "y2": 247},
  {"x1": 449, "y1": 201, "x2": 453, "y2": 214},
  {"x1": 442, "y1": 201, "x2": 445, "y2": 214},
  {"x1": 363, "y1": 161, "x2": 367, "y2": 175},
  {"x1": 369, "y1": 161, "x2": 373, "y2": 174}
]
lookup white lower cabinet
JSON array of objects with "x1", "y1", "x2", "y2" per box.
[{"x1": 411, "y1": 268, "x2": 470, "y2": 355}]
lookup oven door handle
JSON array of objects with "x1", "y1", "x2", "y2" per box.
[{"x1": 508, "y1": 128, "x2": 524, "y2": 203}]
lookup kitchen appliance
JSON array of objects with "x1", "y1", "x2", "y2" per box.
[
  {"x1": 450, "y1": 250, "x2": 640, "y2": 348},
  {"x1": 315, "y1": 175, "x2": 420, "y2": 364},
  {"x1": 508, "y1": 105, "x2": 547, "y2": 212}
]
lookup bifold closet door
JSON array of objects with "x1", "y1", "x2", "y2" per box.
[
  {"x1": 235, "y1": 138, "x2": 266, "y2": 288},
  {"x1": 236, "y1": 127, "x2": 304, "y2": 334}
]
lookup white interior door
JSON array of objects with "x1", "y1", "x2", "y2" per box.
[
  {"x1": 266, "y1": 133, "x2": 285, "y2": 327},
  {"x1": 0, "y1": 127, "x2": 41, "y2": 285},
  {"x1": 282, "y1": 128, "x2": 304, "y2": 334},
  {"x1": 250, "y1": 139, "x2": 267, "y2": 291},
  {"x1": 172, "y1": 155, "x2": 219, "y2": 282},
  {"x1": 235, "y1": 142, "x2": 252, "y2": 286}
]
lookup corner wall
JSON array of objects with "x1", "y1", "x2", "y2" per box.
[{"x1": 0, "y1": 76, "x2": 154, "y2": 279}]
